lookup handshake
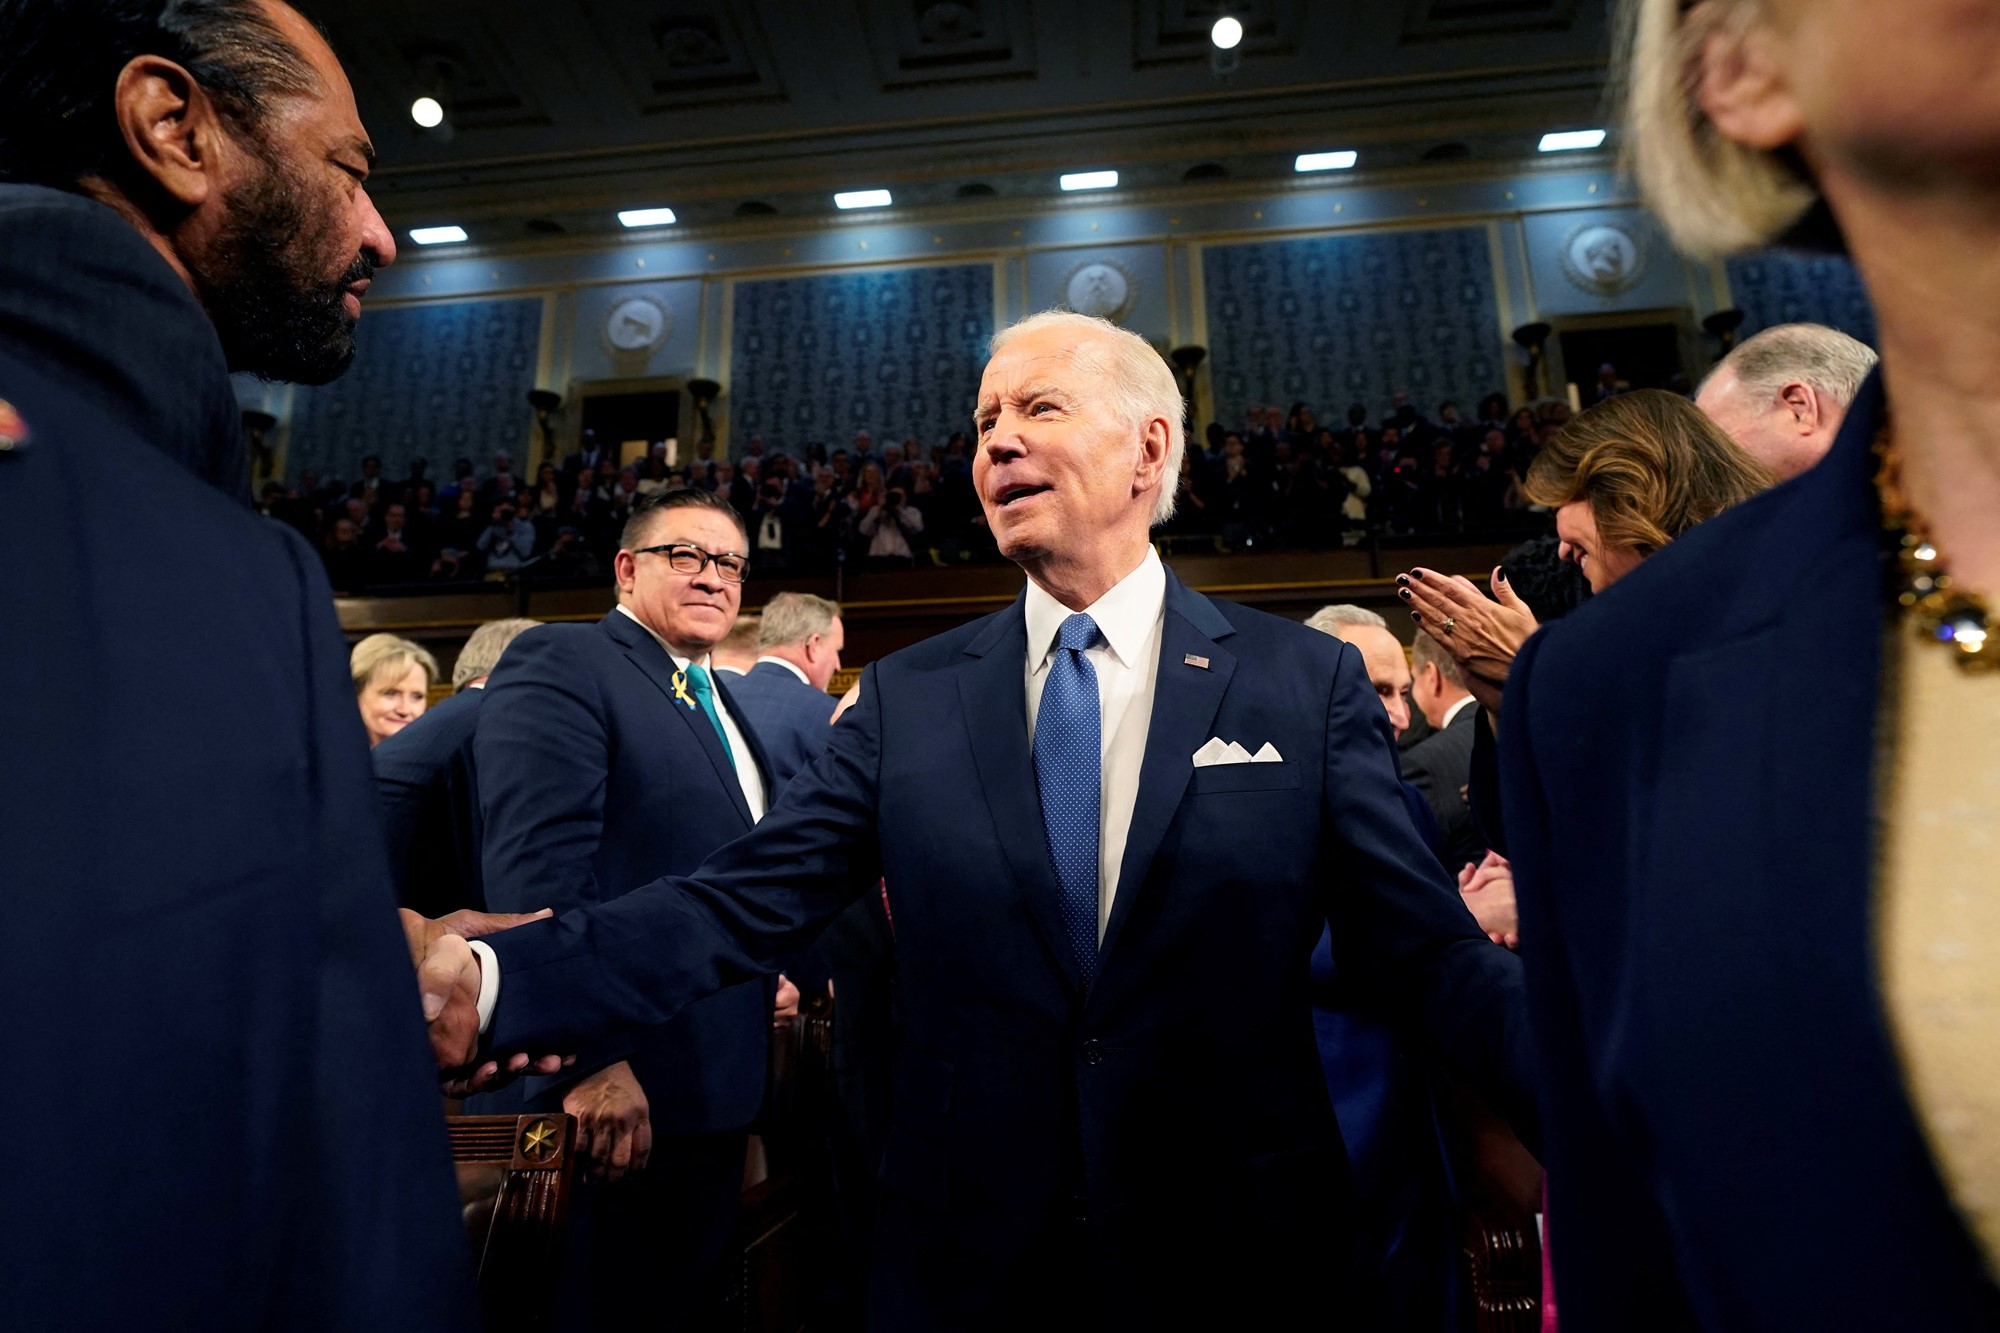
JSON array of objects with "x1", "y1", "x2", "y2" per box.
[{"x1": 399, "y1": 907, "x2": 574, "y2": 1096}]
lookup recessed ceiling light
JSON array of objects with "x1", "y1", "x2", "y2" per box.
[
  {"x1": 1060, "y1": 170, "x2": 1119, "y2": 192},
  {"x1": 834, "y1": 189, "x2": 893, "y2": 210},
  {"x1": 1295, "y1": 150, "x2": 1358, "y2": 173},
  {"x1": 1210, "y1": 16, "x2": 1243, "y2": 49},
  {"x1": 410, "y1": 96, "x2": 444, "y2": 128},
  {"x1": 409, "y1": 225, "x2": 469, "y2": 245},
  {"x1": 1539, "y1": 129, "x2": 1607, "y2": 153},
  {"x1": 618, "y1": 207, "x2": 678, "y2": 228}
]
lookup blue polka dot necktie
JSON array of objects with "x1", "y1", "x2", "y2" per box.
[
  {"x1": 1035, "y1": 612, "x2": 1102, "y2": 985},
  {"x1": 683, "y1": 662, "x2": 736, "y2": 769}
]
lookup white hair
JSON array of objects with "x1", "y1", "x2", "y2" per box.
[
  {"x1": 1703, "y1": 323, "x2": 1877, "y2": 407},
  {"x1": 1620, "y1": 0, "x2": 1819, "y2": 256},
  {"x1": 1303, "y1": 604, "x2": 1386, "y2": 635},
  {"x1": 987, "y1": 310, "x2": 1187, "y2": 526}
]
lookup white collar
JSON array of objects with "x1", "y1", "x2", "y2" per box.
[
  {"x1": 615, "y1": 604, "x2": 706, "y2": 673},
  {"x1": 1023, "y1": 547, "x2": 1166, "y2": 672},
  {"x1": 1440, "y1": 694, "x2": 1477, "y2": 731},
  {"x1": 755, "y1": 654, "x2": 811, "y2": 686}
]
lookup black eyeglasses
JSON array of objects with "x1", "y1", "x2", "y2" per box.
[{"x1": 631, "y1": 542, "x2": 749, "y2": 583}]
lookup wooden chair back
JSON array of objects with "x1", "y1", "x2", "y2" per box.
[{"x1": 447, "y1": 1113, "x2": 580, "y2": 1333}]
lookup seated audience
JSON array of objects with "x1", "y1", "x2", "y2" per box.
[
  {"x1": 1695, "y1": 322, "x2": 1877, "y2": 480},
  {"x1": 858, "y1": 485, "x2": 924, "y2": 567},
  {"x1": 350, "y1": 633, "x2": 439, "y2": 748},
  {"x1": 476, "y1": 501, "x2": 536, "y2": 573}
]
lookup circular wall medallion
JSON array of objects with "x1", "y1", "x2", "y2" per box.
[
  {"x1": 1559, "y1": 223, "x2": 1646, "y2": 298},
  {"x1": 1062, "y1": 261, "x2": 1136, "y2": 324},
  {"x1": 604, "y1": 296, "x2": 670, "y2": 354}
]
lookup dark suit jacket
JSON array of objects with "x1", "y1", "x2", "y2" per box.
[
  {"x1": 1501, "y1": 371, "x2": 2000, "y2": 1330},
  {"x1": 483, "y1": 571, "x2": 1533, "y2": 1328},
  {"x1": 726, "y1": 657, "x2": 838, "y2": 789},
  {"x1": 0, "y1": 185, "x2": 471, "y2": 1331},
  {"x1": 1401, "y1": 701, "x2": 1483, "y2": 871},
  {"x1": 473, "y1": 610, "x2": 776, "y2": 1134},
  {"x1": 374, "y1": 687, "x2": 487, "y2": 915}
]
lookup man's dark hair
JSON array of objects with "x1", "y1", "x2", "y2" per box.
[
  {"x1": 620, "y1": 486, "x2": 749, "y2": 551},
  {"x1": 0, "y1": 1, "x2": 321, "y2": 190}
]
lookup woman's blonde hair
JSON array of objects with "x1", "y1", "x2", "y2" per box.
[
  {"x1": 349, "y1": 633, "x2": 439, "y2": 696},
  {"x1": 1621, "y1": 0, "x2": 1819, "y2": 255},
  {"x1": 1524, "y1": 389, "x2": 1775, "y2": 556}
]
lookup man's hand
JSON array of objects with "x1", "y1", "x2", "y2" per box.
[
  {"x1": 563, "y1": 1060, "x2": 652, "y2": 1182},
  {"x1": 773, "y1": 974, "x2": 800, "y2": 1030},
  {"x1": 398, "y1": 907, "x2": 573, "y2": 1095},
  {"x1": 1457, "y1": 852, "x2": 1520, "y2": 950}
]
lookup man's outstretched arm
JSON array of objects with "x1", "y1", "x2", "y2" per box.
[{"x1": 419, "y1": 664, "x2": 889, "y2": 1070}]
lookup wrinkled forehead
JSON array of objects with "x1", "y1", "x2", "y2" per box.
[{"x1": 977, "y1": 332, "x2": 1106, "y2": 401}]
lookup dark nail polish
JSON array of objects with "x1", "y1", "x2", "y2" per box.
[
  {"x1": 1410, "y1": 569, "x2": 1425, "y2": 580},
  {"x1": 1410, "y1": 611, "x2": 1421, "y2": 621},
  {"x1": 1398, "y1": 588, "x2": 1413, "y2": 601},
  {"x1": 1395, "y1": 573, "x2": 1410, "y2": 585},
  {"x1": 1496, "y1": 567, "x2": 1508, "y2": 582}
]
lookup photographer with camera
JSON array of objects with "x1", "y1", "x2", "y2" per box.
[
  {"x1": 856, "y1": 482, "x2": 924, "y2": 569},
  {"x1": 476, "y1": 500, "x2": 538, "y2": 574}
]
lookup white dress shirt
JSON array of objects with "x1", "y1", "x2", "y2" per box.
[
  {"x1": 1023, "y1": 547, "x2": 1166, "y2": 941},
  {"x1": 469, "y1": 607, "x2": 769, "y2": 1030}
]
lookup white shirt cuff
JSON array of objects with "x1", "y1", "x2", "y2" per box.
[{"x1": 467, "y1": 939, "x2": 501, "y2": 1035}]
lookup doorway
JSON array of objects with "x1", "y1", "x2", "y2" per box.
[
  {"x1": 579, "y1": 390, "x2": 681, "y2": 468},
  {"x1": 1557, "y1": 322, "x2": 1687, "y2": 397}
]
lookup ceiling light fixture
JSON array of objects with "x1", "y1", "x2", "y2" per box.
[
  {"x1": 1059, "y1": 170, "x2": 1118, "y2": 192},
  {"x1": 410, "y1": 96, "x2": 445, "y2": 128},
  {"x1": 1210, "y1": 16, "x2": 1243, "y2": 49},
  {"x1": 834, "y1": 189, "x2": 893, "y2": 210},
  {"x1": 1539, "y1": 129, "x2": 1608, "y2": 153},
  {"x1": 618, "y1": 207, "x2": 679, "y2": 228},
  {"x1": 409, "y1": 225, "x2": 469, "y2": 245},
  {"x1": 1295, "y1": 150, "x2": 1358, "y2": 173}
]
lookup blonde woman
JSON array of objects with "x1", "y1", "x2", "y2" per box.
[
  {"x1": 350, "y1": 633, "x2": 438, "y2": 747},
  {"x1": 1498, "y1": 2, "x2": 2000, "y2": 1328}
]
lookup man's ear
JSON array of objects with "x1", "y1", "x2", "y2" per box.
[
  {"x1": 613, "y1": 548, "x2": 638, "y2": 594},
  {"x1": 1134, "y1": 415, "x2": 1173, "y2": 499},
  {"x1": 1777, "y1": 381, "x2": 1822, "y2": 432},
  {"x1": 112, "y1": 55, "x2": 229, "y2": 209},
  {"x1": 1694, "y1": 13, "x2": 1805, "y2": 153}
]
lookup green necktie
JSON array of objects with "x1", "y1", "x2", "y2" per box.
[{"x1": 683, "y1": 662, "x2": 736, "y2": 768}]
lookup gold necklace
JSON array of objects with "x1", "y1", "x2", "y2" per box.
[{"x1": 1876, "y1": 427, "x2": 1996, "y2": 671}]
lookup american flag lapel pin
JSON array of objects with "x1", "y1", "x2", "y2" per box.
[{"x1": 1184, "y1": 653, "x2": 1210, "y2": 670}]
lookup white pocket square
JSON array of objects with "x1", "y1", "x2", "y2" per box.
[{"x1": 1192, "y1": 737, "x2": 1281, "y2": 767}]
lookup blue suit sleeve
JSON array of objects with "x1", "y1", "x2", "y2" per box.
[
  {"x1": 1501, "y1": 628, "x2": 1693, "y2": 1324},
  {"x1": 475, "y1": 631, "x2": 614, "y2": 919},
  {"x1": 483, "y1": 660, "x2": 886, "y2": 1055},
  {"x1": 1321, "y1": 640, "x2": 1539, "y2": 1150}
]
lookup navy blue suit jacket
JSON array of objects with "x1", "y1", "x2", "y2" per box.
[
  {"x1": 0, "y1": 197, "x2": 472, "y2": 1328},
  {"x1": 374, "y1": 686, "x2": 486, "y2": 915},
  {"x1": 1502, "y1": 372, "x2": 2000, "y2": 1329},
  {"x1": 473, "y1": 611, "x2": 776, "y2": 1133},
  {"x1": 726, "y1": 658, "x2": 838, "y2": 789},
  {"x1": 483, "y1": 571, "x2": 1532, "y2": 1327}
]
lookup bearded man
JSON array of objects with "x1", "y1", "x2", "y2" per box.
[{"x1": 0, "y1": 2, "x2": 546, "y2": 1327}]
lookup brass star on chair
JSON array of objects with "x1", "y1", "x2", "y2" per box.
[{"x1": 520, "y1": 1118, "x2": 559, "y2": 1162}]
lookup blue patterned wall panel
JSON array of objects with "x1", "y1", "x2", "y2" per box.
[
  {"x1": 1726, "y1": 251, "x2": 1877, "y2": 347},
  {"x1": 728, "y1": 263, "x2": 994, "y2": 448},
  {"x1": 286, "y1": 297, "x2": 544, "y2": 481},
  {"x1": 1202, "y1": 227, "x2": 1503, "y2": 428}
]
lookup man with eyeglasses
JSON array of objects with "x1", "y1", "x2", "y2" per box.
[{"x1": 469, "y1": 484, "x2": 783, "y2": 1326}]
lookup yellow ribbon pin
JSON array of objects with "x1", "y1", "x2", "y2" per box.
[{"x1": 671, "y1": 669, "x2": 697, "y2": 710}]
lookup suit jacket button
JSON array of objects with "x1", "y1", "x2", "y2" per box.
[{"x1": 1081, "y1": 1039, "x2": 1105, "y2": 1066}]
